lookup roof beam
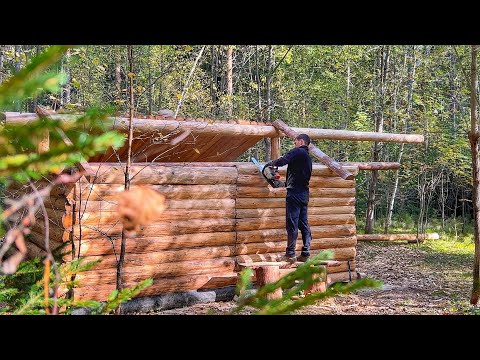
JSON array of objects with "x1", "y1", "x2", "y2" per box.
[{"x1": 3, "y1": 113, "x2": 424, "y2": 144}]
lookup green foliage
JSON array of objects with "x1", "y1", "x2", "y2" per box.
[
  {"x1": 0, "y1": 45, "x2": 70, "y2": 109},
  {"x1": 1, "y1": 108, "x2": 125, "y2": 183},
  {"x1": 0, "y1": 45, "x2": 125, "y2": 185},
  {"x1": 0, "y1": 45, "x2": 134, "y2": 314},
  {"x1": 0, "y1": 257, "x2": 152, "y2": 314},
  {"x1": 233, "y1": 251, "x2": 382, "y2": 315}
]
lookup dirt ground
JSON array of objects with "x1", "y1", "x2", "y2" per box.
[{"x1": 152, "y1": 241, "x2": 476, "y2": 315}]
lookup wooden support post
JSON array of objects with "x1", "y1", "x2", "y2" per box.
[
  {"x1": 271, "y1": 137, "x2": 281, "y2": 160},
  {"x1": 272, "y1": 120, "x2": 354, "y2": 180},
  {"x1": 255, "y1": 265, "x2": 282, "y2": 300}
]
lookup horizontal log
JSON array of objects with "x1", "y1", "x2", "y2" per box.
[
  {"x1": 26, "y1": 231, "x2": 64, "y2": 252},
  {"x1": 71, "y1": 218, "x2": 236, "y2": 239},
  {"x1": 235, "y1": 214, "x2": 355, "y2": 231},
  {"x1": 77, "y1": 245, "x2": 236, "y2": 269},
  {"x1": 236, "y1": 197, "x2": 355, "y2": 209},
  {"x1": 8, "y1": 182, "x2": 76, "y2": 201},
  {"x1": 5, "y1": 112, "x2": 424, "y2": 143},
  {"x1": 41, "y1": 207, "x2": 70, "y2": 227},
  {"x1": 87, "y1": 164, "x2": 238, "y2": 185},
  {"x1": 237, "y1": 225, "x2": 356, "y2": 243},
  {"x1": 237, "y1": 164, "x2": 359, "y2": 177},
  {"x1": 342, "y1": 162, "x2": 400, "y2": 170},
  {"x1": 288, "y1": 126, "x2": 424, "y2": 144},
  {"x1": 76, "y1": 184, "x2": 236, "y2": 201},
  {"x1": 75, "y1": 257, "x2": 236, "y2": 285},
  {"x1": 356, "y1": 233, "x2": 439, "y2": 241},
  {"x1": 76, "y1": 198, "x2": 236, "y2": 212},
  {"x1": 91, "y1": 162, "x2": 241, "y2": 167},
  {"x1": 25, "y1": 241, "x2": 47, "y2": 260},
  {"x1": 71, "y1": 232, "x2": 236, "y2": 257},
  {"x1": 43, "y1": 196, "x2": 74, "y2": 211},
  {"x1": 72, "y1": 234, "x2": 355, "y2": 258},
  {"x1": 236, "y1": 186, "x2": 355, "y2": 198},
  {"x1": 236, "y1": 247, "x2": 356, "y2": 264},
  {"x1": 326, "y1": 271, "x2": 359, "y2": 284},
  {"x1": 31, "y1": 221, "x2": 69, "y2": 242},
  {"x1": 235, "y1": 206, "x2": 355, "y2": 218},
  {"x1": 73, "y1": 272, "x2": 238, "y2": 301},
  {"x1": 237, "y1": 175, "x2": 355, "y2": 188},
  {"x1": 75, "y1": 197, "x2": 355, "y2": 214},
  {"x1": 77, "y1": 208, "x2": 235, "y2": 226},
  {"x1": 235, "y1": 236, "x2": 357, "y2": 255}
]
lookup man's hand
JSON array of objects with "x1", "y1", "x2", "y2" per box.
[{"x1": 266, "y1": 160, "x2": 274, "y2": 167}]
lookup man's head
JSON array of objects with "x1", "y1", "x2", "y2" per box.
[{"x1": 295, "y1": 133, "x2": 311, "y2": 147}]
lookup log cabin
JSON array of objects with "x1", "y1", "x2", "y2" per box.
[{"x1": 3, "y1": 111, "x2": 423, "y2": 302}]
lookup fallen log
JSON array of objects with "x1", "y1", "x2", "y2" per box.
[{"x1": 357, "y1": 233, "x2": 439, "y2": 241}]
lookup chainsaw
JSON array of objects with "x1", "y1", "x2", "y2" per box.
[{"x1": 250, "y1": 157, "x2": 284, "y2": 188}]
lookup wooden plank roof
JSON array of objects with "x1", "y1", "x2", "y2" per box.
[{"x1": 88, "y1": 115, "x2": 267, "y2": 162}]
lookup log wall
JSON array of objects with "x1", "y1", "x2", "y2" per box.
[{"x1": 12, "y1": 162, "x2": 358, "y2": 301}]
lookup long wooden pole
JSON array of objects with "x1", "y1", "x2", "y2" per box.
[
  {"x1": 4, "y1": 112, "x2": 425, "y2": 144},
  {"x1": 272, "y1": 120, "x2": 354, "y2": 180}
]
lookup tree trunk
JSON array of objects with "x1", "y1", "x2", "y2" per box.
[
  {"x1": 264, "y1": 45, "x2": 274, "y2": 161},
  {"x1": 115, "y1": 47, "x2": 122, "y2": 104},
  {"x1": 63, "y1": 49, "x2": 71, "y2": 107},
  {"x1": 469, "y1": 45, "x2": 480, "y2": 305},
  {"x1": 14, "y1": 45, "x2": 22, "y2": 111},
  {"x1": 116, "y1": 45, "x2": 135, "y2": 303},
  {"x1": 226, "y1": 45, "x2": 233, "y2": 118},
  {"x1": 147, "y1": 45, "x2": 153, "y2": 115},
  {"x1": 366, "y1": 46, "x2": 389, "y2": 233},
  {"x1": 386, "y1": 47, "x2": 416, "y2": 232},
  {"x1": 158, "y1": 45, "x2": 164, "y2": 110},
  {"x1": 0, "y1": 45, "x2": 4, "y2": 85},
  {"x1": 210, "y1": 45, "x2": 217, "y2": 114},
  {"x1": 174, "y1": 45, "x2": 206, "y2": 118},
  {"x1": 256, "y1": 45, "x2": 262, "y2": 119}
]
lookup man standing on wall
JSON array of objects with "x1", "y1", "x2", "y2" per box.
[{"x1": 266, "y1": 133, "x2": 313, "y2": 264}]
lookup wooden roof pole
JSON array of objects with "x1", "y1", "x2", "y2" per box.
[
  {"x1": 3, "y1": 112, "x2": 425, "y2": 144},
  {"x1": 272, "y1": 120, "x2": 355, "y2": 180}
]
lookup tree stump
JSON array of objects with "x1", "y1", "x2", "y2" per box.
[
  {"x1": 305, "y1": 265, "x2": 327, "y2": 295},
  {"x1": 255, "y1": 265, "x2": 282, "y2": 300}
]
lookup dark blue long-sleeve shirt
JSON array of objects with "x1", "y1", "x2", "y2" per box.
[{"x1": 272, "y1": 145, "x2": 312, "y2": 191}]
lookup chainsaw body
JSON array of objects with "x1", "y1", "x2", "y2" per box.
[{"x1": 250, "y1": 157, "x2": 285, "y2": 188}]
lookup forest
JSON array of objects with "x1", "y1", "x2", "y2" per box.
[
  {"x1": 1, "y1": 45, "x2": 479, "y2": 315},
  {"x1": 1, "y1": 45, "x2": 472, "y2": 234}
]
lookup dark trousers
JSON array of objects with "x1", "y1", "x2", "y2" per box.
[{"x1": 285, "y1": 189, "x2": 312, "y2": 257}]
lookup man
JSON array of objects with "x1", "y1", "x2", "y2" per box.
[{"x1": 266, "y1": 133, "x2": 313, "y2": 264}]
